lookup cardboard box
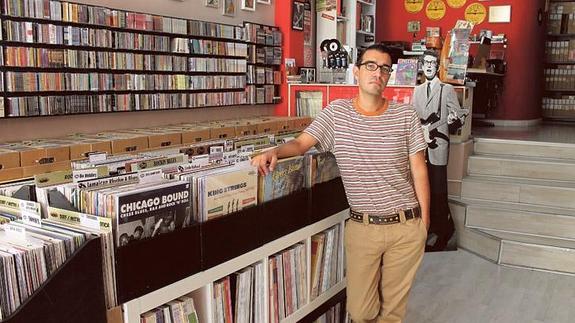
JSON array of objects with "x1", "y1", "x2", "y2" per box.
[
  {"x1": 275, "y1": 119, "x2": 293, "y2": 134},
  {"x1": 0, "y1": 149, "x2": 20, "y2": 170},
  {"x1": 110, "y1": 136, "x2": 149, "y2": 154},
  {"x1": 69, "y1": 140, "x2": 112, "y2": 160},
  {"x1": 0, "y1": 167, "x2": 24, "y2": 182},
  {"x1": 22, "y1": 161, "x2": 71, "y2": 177},
  {"x1": 11, "y1": 144, "x2": 70, "y2": 167},
  {"x1": 210, "y1": 126, "x2": 236, "y2": 139},
  {"x1": 255, "y1": 120, "x2": 280, "y2": 134},
  {"x1": 92, "y1": 132, "x2": 149, "y2": 154},
  {"x1": 181, "y1": 128, "x2": 211, "y2": 144},
  {"x1": 235, "y1": 124, "x2": 259, "y2": 137},
  {"x1": 147, "y1": 132, "x2": 182, "y2": 148},
  {"x1": 291, "y1": 116, "x2": 313, "y2": 130}
]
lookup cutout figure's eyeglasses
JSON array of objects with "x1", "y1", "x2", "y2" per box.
[
  {"x1": 423, "y1": 59, "x2": 438, "y2": 66},
  {"x1": 358, "y1": 62, "x2": 393, "y2": 75}
]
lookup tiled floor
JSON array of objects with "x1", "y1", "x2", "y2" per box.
[
  {"x1": 471, "y1": 123, "x2": 575, "y2": 144},
  {"x1": 405, "y1": 250, "x2": 575, "y2": 323},
  {"x1": 404, "y1": 123, "x2": 575, "y2": 322}
]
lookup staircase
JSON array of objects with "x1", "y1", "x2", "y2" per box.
[{"x1": 451, "y1": 137, "x2": 575, "y2": 275}]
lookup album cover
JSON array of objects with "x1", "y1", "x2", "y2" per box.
[
  {"x1": 115, "y1": 181, "x2": 191, "y2": 247},
  {"x1": 258, "y1": 156, "x2": 305, "y2": 203}
]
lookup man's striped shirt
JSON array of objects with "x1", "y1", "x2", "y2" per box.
[{"x1": 304, "y1": 98, "x2": 426, "y2": 216}]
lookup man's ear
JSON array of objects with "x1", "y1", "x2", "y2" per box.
[{"x1": 353, "y1": 65, "x2": 359, "y2": 81}]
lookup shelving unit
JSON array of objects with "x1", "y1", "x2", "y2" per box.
[
  {"x1": 244, "y1": 22, "x2": 283, "y2": 105},
  {"x1": 288, "y1": 83, "x2": 474, "y2": 143},
  {"x1": 122, "y1": 205, "x2": 349, "y2": 322},
  {"x1": 315, "y1": 0, "x2": 376, "y2": 84},
  {"x1": 0, "y1": 0, "x2": 286, "y2": 118},
  {"x1": 543, "y1": 0, "x2": 575, "y2": 120}
]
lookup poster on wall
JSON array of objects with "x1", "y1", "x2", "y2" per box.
[
  {"x1": 404, "y1": 0, "x2": 424, "y2": 13},
  {"x1": 303, "y1": 1, "x2": 314, "y2": 66},
  {"x1": 316, "y1": 0, "x2": 336, "y2": 12},
  {"x1": 303, "y1": 2, "x2": 312, "y2": 45},
  {"x1": 241, "y1": 0, "x2": 256, "y2": 11},
  {"x1": 426, "y1": 0, "x2": 447, "y2": 21},
  {"x1": 223, "y1": 0, "x2": 236, "y2": 17},
  {"x1": 206, "y1": 0, "x2": 220, "y2": 8},
  {"x1": 292, "y1": 1, "x2": 305, "y2": 30},
  {"x1": 446, "y1": 0, "x2": 466, "y2": 9},
  {"x1": 304, "y1": 47, "x2": 314, "y2": 67},
  {"x1": 465, "y1": 3, "x2": 487, "y2": 25}
]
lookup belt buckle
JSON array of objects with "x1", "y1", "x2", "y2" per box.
[
  {"x1": 398, "y1": 209, "x2": 406, "y2": 223},
  {"x1": 362, "y1": 212, "x2": 369, "y2": 225}
]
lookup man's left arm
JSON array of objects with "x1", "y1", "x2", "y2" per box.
[
  {"x1": 446, "y1": 85, "x2": 469, "y2": 133},
  {"x1": 409, "y1": 150, "x2": 430, "y2": 229}
]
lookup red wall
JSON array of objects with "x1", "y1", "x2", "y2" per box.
[
  {"x1": 376, "y1": 0, "x2": 547, "y2": 121},
  {"x1": 275, "y1": 1, "x2": 306, "y2": 116}
]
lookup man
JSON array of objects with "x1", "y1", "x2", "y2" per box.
[
  {"x1": 252, "y1": 44, "x2": 429, "y2": 323},
  {"x1": 413, "y1": 50, "x2": 468, "y2": 252}
]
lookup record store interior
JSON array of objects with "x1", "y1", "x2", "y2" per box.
[{"x1": 0, "y1": 1, "x2": 574, "y2": 323}]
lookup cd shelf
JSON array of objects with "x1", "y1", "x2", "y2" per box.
[{"x1": 0, "y1": 1, "x2": 283, "y2": 118}]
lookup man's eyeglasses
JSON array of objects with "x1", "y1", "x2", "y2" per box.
[
  {"x1": 359, "y1": 62, "x2": 393, "y2": 75},
  {"x1": 422, "y1": 59, "x2": 438, "y2": 66}
]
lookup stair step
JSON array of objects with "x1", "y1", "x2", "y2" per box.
[
  {"x1": 450, "y1": 200, "x2": 575, "y2": 274},
  {"x1": 466, "y1": 204, "x2": 575, "y2": 241},
  {"x1": 450, "y1": 201, "x2": 500, "y2": 262},
  {"x1": 461, "y1": 175, "x2": 575, "y2": 209},
  {"x1": 460, "y1": 198, "x2": 575, "y2": 217},
  {"x1": 474, "y1": 138, "x2": 575, "y2": 161},
  {"x1": 500, "y1": 240, "x2": 575, "y2": 274},
  {"x1": 468, "y1": 154, "x2": 575, "y2": 181},
  {"x1": 478, "y1": 228, "x2": 575, "y2": 250}
]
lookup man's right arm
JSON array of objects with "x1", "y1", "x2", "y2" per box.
[{"x1": 251, "y1": 132, "x2": 318, "y2": 175}]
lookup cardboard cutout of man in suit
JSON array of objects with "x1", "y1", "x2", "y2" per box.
[{"x1": 413, "y1": 50, "x2": 469, "y2": 251}]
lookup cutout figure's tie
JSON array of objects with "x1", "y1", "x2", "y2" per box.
[{"x1": 427, "y1": 83, "x2": 431, "y2": 99}]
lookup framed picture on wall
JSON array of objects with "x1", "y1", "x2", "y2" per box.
[
  {"x1": 223, "y1": 0, "x2": 236, "y2": 16},
  {"x1": 300, "y1": 67, "x2": 316, "y2": 83},
  {"x1": 292, "y1": 1, "x2": 305, "y2": 30},
  {"x1": 241, "y1": 0, "x2": 256, "y2": 11},
  {"x1": 205, "y1": 0, "x2": 220, "y2": 8},
  {"x1": 257, "y1": 0, "x2": 271, "y2": 4}
]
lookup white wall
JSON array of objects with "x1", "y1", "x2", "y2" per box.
[{"x1": 0, "y1": 0, "x2": 277, "y2": 142}]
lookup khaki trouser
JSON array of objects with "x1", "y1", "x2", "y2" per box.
[{"x1": 345, "y1": 215, "x2": 427, "y2": 323}]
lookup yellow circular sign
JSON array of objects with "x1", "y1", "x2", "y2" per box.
[
  {"x1": 446, "y1": 0, "x2": 466, "y2": 9},
  {"x1": 426, "y1": 0, "x2": 447, "y2": 21},
  {"x1": 465, "y1": 3, "x2": 487, "y2": 25},
  {"x1": 404, "y1": 0, "x2": 424, "y2": 13}
]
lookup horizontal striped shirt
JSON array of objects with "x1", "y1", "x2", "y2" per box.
[{"x1": 304, "y1": 98, "x2": 426, "y2": 216}]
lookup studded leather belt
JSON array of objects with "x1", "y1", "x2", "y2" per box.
[{"x1": 349, "y1": 206, "x2": 421, "y2": 225}]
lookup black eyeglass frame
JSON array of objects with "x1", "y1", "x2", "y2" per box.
[{"x1": 357, "y1": 61, "x2": 394, "y2": 74}]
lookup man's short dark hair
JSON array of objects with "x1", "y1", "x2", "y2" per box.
[{"x1": 357, "y1": 44, "x2": 393, "y2": 65}]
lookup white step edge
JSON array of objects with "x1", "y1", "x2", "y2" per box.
[
  {"x1": 474, "y1": 137, "x2": 575, "y2": 149},
  {"x1": 461, "y1": 176, "x2": 575, "y2": 208},
  {"x1": 465, "y1": 206, "x2": 575, "y2": 241},
  {"x1": 473, "y1": 138, "x2": 575, "y2": 160},
  {"x1": 467, "y1": 155, "x2": 575, "y2": 181},
  {"x1": 460, "y1": 197, "x2": 575, "y2": 217},
  {"x1": 475, "y1": 227, "x2": 575, "y2": 250},
  {"x1": 499, "y1": 240, "x2": 575, "y2": 275},
  {"x1": 450, "y1": 200, "x2": 501, "y2": 263}
]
